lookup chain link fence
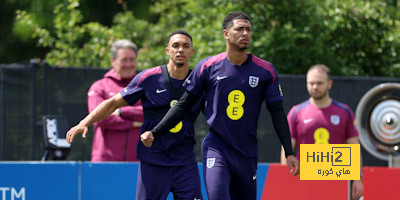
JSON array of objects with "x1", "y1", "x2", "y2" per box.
[{"x1": 1, "y1": 62, "x2": 399, "y2": 166}]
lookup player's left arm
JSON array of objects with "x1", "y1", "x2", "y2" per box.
[
  {"x1": 281, "y1": 138, "x2": 296, "y2": 165},
  {"x1": 267, "y1": 101, "x2": 299, "y2": 176},
  {"x1": 141, "y1": 91, "x2": 199, "y2": 147},
  {"x1": 346, "y1": 136, "x2": 364, "y2": 200}
]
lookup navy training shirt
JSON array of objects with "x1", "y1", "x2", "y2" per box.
[
  {"x1": 121, "y1": 66, "x2": 202, "y2": 166},
  {"x1": 183, "y1": 52, "x2": 283, "y2": 157}
]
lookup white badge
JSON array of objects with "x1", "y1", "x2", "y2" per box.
[
  {"x1": 249, "y1": 76, "x2": 259, "y2": 88},
  {"x1": 331, "y1": 115, "x2": 340, "y2": 125},
  {"x1": 206, "y1": 158, "x2": 216, "y2": 168}
]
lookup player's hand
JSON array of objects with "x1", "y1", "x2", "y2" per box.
[
  {"x1": 66, "y1": 123, "x2": 88, "y2": 144},
  {"x1": 286, "y1": 155, "x2": 300, "y2": 176},
  {"x1": 141, "y1": 131, "x2": 154, "y2": 148},
  {"x1": 351, "y1": 179, "x2": 363, "y2": 200}
]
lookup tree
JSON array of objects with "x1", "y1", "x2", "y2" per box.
[
  {"x1": 232, "y1": 0, "x2": 400, "y2": 76},
  {"x1": 14, "y1": 0, "x2": 149, "y2": 68},
  {"x1": 13, "y1": 0, "x2": 400, "y2": 76},
  {"x1": 1, "y1": 0, "x2": 59, "y2": 64}
]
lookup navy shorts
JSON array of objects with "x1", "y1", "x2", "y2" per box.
[
  {"x1": 136, "y1": 161, "x2": 203, "y2": 200},
  {"x1": 202, "y1": 146, "x2": 257, "y2": 200}
]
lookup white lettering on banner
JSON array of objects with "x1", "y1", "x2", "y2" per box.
[
  {"x1": 46, "y1": 118, "x2": 58, "y2": 146},
  {"x1": 0, "y1": 187, "x2": 25, "y2": 200},
  {"x1": 0, "y1": 188, "x2": 10, "y2": 200},
  {"x1": 12, "y1": 187, "x2": 25, "y2": 200},
  {"x1": 46, "y1": 119, "x2": 70, "y2": 148}
]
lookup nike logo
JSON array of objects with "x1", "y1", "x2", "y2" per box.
[
  {"x1": 253, "y1": 175, "x2": 257, "y2": 180},
  {"x1": 156, "y1": 89, "x2": 167, "y2": 94},
  {"x1": 217, "y1": 76, "x2": 228, "y2": 80},
  {"x1": 304, "y1": 118, "x2": 313, "y2": 124}
]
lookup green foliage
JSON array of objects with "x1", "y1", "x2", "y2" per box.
[
  {"x1": 322, "y1": 0, "x2": 400, "y2": 76},
  {"x1": 138, "y1": 0, "x2": 231, "y2": 68},
  {"x1": 15, "y1": 0, "x2": 149, "y2": 68},
  {"x1": 233, "y1": 0, "x2": 400, "y2": 76},
  {"x1": 13, "y1": 0, "x2": 400, "y2": 76}
]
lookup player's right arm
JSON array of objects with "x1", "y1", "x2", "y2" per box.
[{"x1": 66, "y1": 93, "x2": 128, "y2": 143}]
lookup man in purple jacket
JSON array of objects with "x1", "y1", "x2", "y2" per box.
[{"x1": 88, "y1": 39, "x2": 144, "y2": 161}]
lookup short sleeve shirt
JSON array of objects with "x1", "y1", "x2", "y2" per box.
[
  {"x1": 287, "y1": 100, "x2": 359, "y2": 160},
  {"x1": 183, "y1": 53, "x2": 283, "y2": 157}
]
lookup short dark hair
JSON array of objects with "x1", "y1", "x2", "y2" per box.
[
  {"x1": 167, "y1": 30, "x2": 193, "y2": 45},
  {"x1": 223, "y1": 11, "x2": 251, "y2": 30},
  {"x1": 308, "y1": 64, "x2": 331, "y2": 79}
]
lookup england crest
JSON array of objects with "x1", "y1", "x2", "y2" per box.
[
  {"x1": 207, "y1": 158, "x2": 216, "y2": 168},
  {"x1": 331, "y1": 115, "x2": 340, "y2": 125},
  {"x1": 249, "y1": 76, "x2": 259, "y2": 88}
]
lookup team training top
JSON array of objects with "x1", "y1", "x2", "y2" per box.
[
  {"x1": 287, "y1": 99, "x2": 359, "y2": 159},
  {"x1": 183, "y1": 52, "x2": 283, "y2": 157},
  {"x1": 120, "y1": 66, "x2": 202, "y2": 166}
]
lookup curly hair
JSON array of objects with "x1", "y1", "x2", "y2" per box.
[{"x1": 222, "y1": 11, "x2": 250, "y2": 30}]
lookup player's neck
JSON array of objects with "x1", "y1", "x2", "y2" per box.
[
  {"x1": 167, "y1": 63, "x2": 189, "y2": 80},
  {"x1": 310, "y1": 96, "x2": 332, "y2": 108},
  {"x1": 226, "y1": 47, "x2": 248, "y2": 65}
]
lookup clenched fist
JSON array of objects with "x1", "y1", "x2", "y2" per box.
[{"x1": 141, "y1": 131, "x2": 154, "y2": 147}]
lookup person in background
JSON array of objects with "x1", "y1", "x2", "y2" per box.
[
  {"x1": 88, "y1": 39, "x2": 144, "y2": 161},
  {"x1": 281, "y1": 64, "x2": 363, "y2": 200}
]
